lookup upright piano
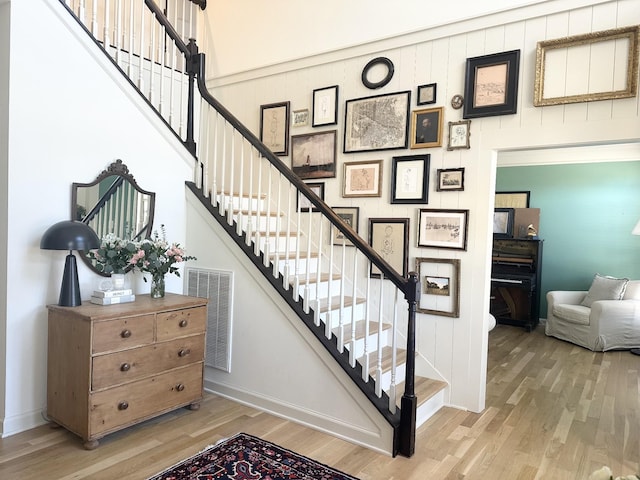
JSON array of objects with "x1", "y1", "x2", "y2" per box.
[{"x1": 490, "y1": 238, "x2": 543, "y2": 331}]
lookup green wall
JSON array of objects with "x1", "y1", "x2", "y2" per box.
[{"x1": 496, "y1": 161, "x2": 640, "y2": 317}]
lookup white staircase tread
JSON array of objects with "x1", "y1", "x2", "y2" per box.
[
  {"x1": 290, "y1": 272, "x2": 342, "y2": 285},
  {"x1": 269, "y1": 251, "x2": 319, "y2": 260},
  {"x1": 317, "y1": 295, "x2": 366, "y2": 312},
  {"x1": 395, "y1": 376, "x2": 448, "y2": 408},
  {"x1": 333, "y1": 320, "x2": 391, "y2": 343},
  {"x1": 364, "y1": 346, "x2": 409, "y2": 375},
  {"x1": 232, "y1": 208, "x2": 283, "y2": 217},
  {"x1": 216, "y1": 191, "x2": 266, "y2": 199},
  {"x1": 252, "y1": 230, "x2": 300, "y2": 237}
]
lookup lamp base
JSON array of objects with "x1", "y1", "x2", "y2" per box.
[{"x1": 59, "y1": 253, "x2": 82, "y2": 307}]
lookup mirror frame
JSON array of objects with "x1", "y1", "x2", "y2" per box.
[{"x1": 71, "y1": 159, "x2": 156, "y2": 276}]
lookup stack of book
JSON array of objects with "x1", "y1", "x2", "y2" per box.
[{"x1": 90, "y1": 288, "x2": 135, "y2": 305}]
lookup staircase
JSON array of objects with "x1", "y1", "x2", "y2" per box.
[{"x1": 59, "y1": 0, "x2": 448, "y2": 457}]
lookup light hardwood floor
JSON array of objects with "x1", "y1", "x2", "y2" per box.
[{"x1": 1, "y1": 324, "x2": 639, "y2": 479}]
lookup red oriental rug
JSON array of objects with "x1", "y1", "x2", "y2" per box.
[{"x1": 147, "y1": 432, "x2": 360, "y2": 480}]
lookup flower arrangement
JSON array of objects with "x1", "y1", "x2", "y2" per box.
[
  {"x1": 86, "y1": 233, "x2": 138, "y2": 274},
  {"x1": 589, "y1": 466, "x2": 640, "y2": 480}
]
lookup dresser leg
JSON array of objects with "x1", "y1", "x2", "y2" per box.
[
  {"x1": 84, "y1": 439, "x2": 100, "y2": 450},
  {"x1": 188, "y1": 401, "x2": 201, "y2": 411}
]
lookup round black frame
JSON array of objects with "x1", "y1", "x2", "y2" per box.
[{"x1": 361, "y1": 57, "x2": 394, "y2": 89}]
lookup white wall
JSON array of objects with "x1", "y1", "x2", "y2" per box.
[
  {"x1": 2, "y1": 0, "x2": 195, "y2": 435},
  {"x1": 202, "y1": 0, "x2": 640, "y2": 411}
]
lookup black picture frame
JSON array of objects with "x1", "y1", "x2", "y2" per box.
[
  {"x1": 361, "y1": 57, "x2": 395, "y2": 89},
  {"x1": 493, "y1": 208, "x2": 515, "y2": 238},
  {"x1": 368, "y1": 218, "x2": 409, "y2": 278},
  {"x1": 331, "y1": 206, "x2": 360, "y2": 246},
  {"x1": 463, "y1": 49, "x2": 520, "y2": 119},
  {"x1": 436, "y1": 168, "x2": 465, "y2": 191},
  {"x1": 297, "y1": 182, "x2": 325, "y2": 212},
  {"x1": 417, "y1": 208, "x2": 469, "y2": 251},
  {"x1": 312, "y1": 85, "x2": 338, "y2": 127},
  {"x1": 291, "y1": 130, "x2": 337, "y2": 180},
  {"x1": 417, "y1": 83, "x2": 437, "y2": 105},
  {"x1": 260, "y1": 101, "x2": 290, "y2": 156},
  {"x1": 391, "y1": 154, "x2": 430, "y2": 204},
  {"x1": 344, "y1": 91, "x2": 411, "y2": 153}
]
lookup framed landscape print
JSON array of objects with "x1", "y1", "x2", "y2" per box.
[
  {"x1": 436, "y1": 168, "x2": 464, "y2": 191},
  {"x1": 331, "y1": 206, "x2": 360, "y2": 246},
  {"x1": 343, "y1": 160, "x2": 382, "y2": 198},
  {"x1": 368, "y1": 218, "x2": 409, "y2": 278},
  {"x1": 391, "y1": 154, "x2": 429, "y2": 204},
  {"x1": 415, "y1": 257, "x2": 460, "y2": 317},
  {"x1": 417, "y1": 208, "x2": 469, "y2": 250},
  {"x1": 410, "y1": 107, "x2": 443, "y2": 149},
  {"x1": 463, "y1": 50, "x2": 520, "y2": 119},
  {"x1": 343, "y1": 91, "x2": 411, "y2": 153},
  {"x1": 312, "y1": 85, "x2": 339, "y2": 127},
  {"x1": 291, "y1": 130, "x2": 337, "y2": 180},
  {"x1": 260, "y1": 101, "x2": 290, "y2": 156}
]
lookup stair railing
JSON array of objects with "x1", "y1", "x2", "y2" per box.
[{"x1": 59, "y1": 0, "x2": 419, "y2": 457}]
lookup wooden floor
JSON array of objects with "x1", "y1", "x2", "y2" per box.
[{"x1": 1, "y1": 324, "x2": 639, "y2": 479}]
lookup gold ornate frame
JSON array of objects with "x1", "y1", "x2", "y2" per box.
[{"x1": 534, "y1": 26, "x2": 639, "y2": 107}]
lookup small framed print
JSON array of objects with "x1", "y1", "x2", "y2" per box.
[
  {"x1": 343, "y1": 160, "x2": 383, "y2": 198},
  {"x1": 292, "y1": 109, "x2": 309, "y2": 127},
  {"x1": 260, "y1": 101, "x2": 290, "y2": 156},
  {"x1": 437, "y1": 168, "x2": 465, "y2": 192},
  {"x1": 391, "y1": 154, "x2": 429, "y2": 204},
  {"x1": 331, "y1": 206, "x2": 360, "y2": 246},
  {"x1": 415, "y1": 257, "x2": 460, "y2": 317},
  {"x1": 495, "y1": 191, "x2": 530, "y2": 208},
  {"x1": 291, "y1": 130, "x2": 337, "y2": 180},
  {"x1": 312, "y1": 85, "x2": 339, "y2": 127},
  {"x1": 297, "y1": 182, "x2": 325, "y2": 212},
  {"x1": 493, "y1": 208, "x2": 515, "y2": 238},
  {"x1": 417, "y1": 83, "x2": 437, "y2": 105},
  {"x1": 369, "y1": 218, "x2": 409, "y2": 278},
  {"x1": 463, "y1": 49, "x2": 520, "y2": 119},
  {"x1": 447, "y1": 120, "x2": 471, "y2": 150},
  {"x1": 410, "y1": 107, "x2": 443, "y2": 149},
  {"x1": 417, "y1": 208, "x2": 469, "y2": 250}
]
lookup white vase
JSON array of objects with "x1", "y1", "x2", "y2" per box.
[{"x1": 111, "y1": 273, "x2": 126, "y2": 290}]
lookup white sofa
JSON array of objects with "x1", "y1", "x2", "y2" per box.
[{"x1": 545, "y1": 280, "x2": 640, "y2": 351}]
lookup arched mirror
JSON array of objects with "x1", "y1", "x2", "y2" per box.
[{"x1": 71, "y1": 159, "x2": 156, "y2": 276}]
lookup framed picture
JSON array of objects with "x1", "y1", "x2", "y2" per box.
[
  {"x1": 417, "y1": 83, "x2": 437, "y2": 105},
  {"x1": 410, "y1": 107, "x2": 443, "y2": 149},
  {"x1": 291, "y1": 130, "x2": 337, "y2": 180},
  {"x1": 331, "y1": 206, "x2": 360, "y2": 246},
  {"x1": 292, "y1": 109, "x2": 309, "y2": 127},
  {"x1": 343, "y1": 160, "x2": 383, "y2": 198},
  {"x1": 343, "y1": 91, "x2": 411, "y2": 153},
  {"x1": 493, "y1": 208, "x2": 515, "y2": 237},
  {"x1": 417, "y1": 209, "x2": 469, "y2": 250},
  {"x1": 495, "y1": 191, "x2": 530, "y2": 208},
  {"x1": 297, "y1": 182, "x2": 324, "y2": 212},
  {"x1": 415, "y1": 257, "x2": 460, "y2": 317},
  {"x1": 391, "y1": 154, "x2": 430, "y2": 204},
  {"x1": 437, "y1": 168, "x2": 465, "y2": 191},
  {"x1": 312, "y1": 85, "x2": 338, "y2": 127},
  {"x1": 463, "y1": 49, "x2": 520, "y2": 119},
  {"x1": 368, "y1": 218, "x2": 409, "y2": 278},
  {"x1": 447, "y1": 120, "x2": 471, "y2": 150},
  {"x1": 260, "y1": 101, "x2": 290, "y2": 156},
  {"x1": 534, "y1": 26, "x2": 639, "y2": 106}
]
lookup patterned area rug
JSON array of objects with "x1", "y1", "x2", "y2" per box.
[{"x1": 147, "y1": 432, "x2": 360, "y2": 480}]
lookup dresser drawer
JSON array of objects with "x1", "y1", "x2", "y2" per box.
[
  {"x1": 89, "y1": 363, "x2": 203, "y2": 437},
  {"x1": 92, "y1": 334, "x2": 205, "y2": 390},
  {"x1": 92, "y1": 314, "x2": 155, "y2": 354},
  {"x1": 157, "y1": 306, "x2": 206, "y2": 341}
]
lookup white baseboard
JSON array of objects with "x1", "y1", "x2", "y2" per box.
[{"x1": 1, "y1": 408, "x2": 47, "y2": 438}]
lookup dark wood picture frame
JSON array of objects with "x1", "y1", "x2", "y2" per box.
[
  {"x1": 463, "y1": 49, "x2": 520, "y2": 119},
  {"x1": 342, "y1": 160, "x2": 383, "y2": 198},
  {"x1": 493, "y1": 208, "x2": 515, "y2": 238},
  {"x1": 260, "y1": 101, "x2": 290, "y2": 156},
  {"x1": 436, "y1": 168, "x2": 465, "y2": 191},
  {"x1": 343, "y1": 91, "x2": 411, "y2": 153},
  {"x1": 417, "y1": 83, "x2": 437, "y2": 105},
  {"x1": 410, "y1": 107, "x2": 443, "y2": 149},
  {"x1": 291, "y1": 130, "x2": 337, "y2": 180},
  {"x1": 297, "y1": 182, "x2": 325, "y2": 212},
  {"x1": 391, "y1": 154, "x2": 430, "y2": 204},
  {"x1": 312, "y1": 85, "x2": 339, "y2": 127},
  {"x1": 368, "y1": 218, "x2": 409, "y2": 278},
  {"x1": 417, "y1": 208, "x2": 469, "y2": 250},
  {"x1": 415, "y1": 257, "x2": 461, "y2": 317},
  {"x1": 495, "y1": 191, "x2": 530, "y2": 208},
  {"x1": 331, "y1": 206, "x2": 360, "y2": 246}
]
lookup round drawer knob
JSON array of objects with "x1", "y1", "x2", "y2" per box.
[
  {"x1": 120, "y1": 329, "x2": 132, "y2": 339},
  {"x1": 120, "y1": 363, "x2": 130, "y2": 372},
  {"x1": 118, "y1": 401, "x2": 129, "y2": 410},
  {"x1": 178, "y1": 348, "x2": 191, "y2": 358},
  {"x1": 179, "y1": 319, "x2": 188, "y2": 328},
  {"x1": 176, "y1": 384, "x2": 185, "y2": 392}
]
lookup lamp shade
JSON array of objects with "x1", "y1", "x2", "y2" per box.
[{"x1": 40, "y1": 220, "x2": 100, "y2": 251}]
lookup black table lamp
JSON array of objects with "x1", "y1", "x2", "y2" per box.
[{"x1": 40, "y1": 220, "x2": 100, "y2": 306}]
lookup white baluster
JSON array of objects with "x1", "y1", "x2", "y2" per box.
[
  {"x1": 362, "y1": 269, "x2": 371, "y2": 381},
  {"x1": 227, "y1": 131, "x2": 235, "y2": 225},
  {"x1": 349, "y1": 252, "x2": 358, "y2": 367},
  {"x1": 211, "y1": 112, "x2": 219, "y2": 207},
  {"x1": 246, "y1": 146, "x2": 255, "y2": 246},
  {"x1": 103, "y1": 0, "x2": 111, "y2": 47},
  {"x1": 237, "y1": 140, "x2": 245, "y2": 237},
  {"x1": 148, "y1": 14, "x2": 155, "y2": 103},
  {"x1": 388, "y1": 288, "x2": 399, "y2": 413},
  {"x1": 137, "y1": 2, "x2": 145, "y2": 90},
  {"x1": 128, "y1": 0, "x2": 134, "y2": 76},
  {"x1": 90, "y1": 0, "x2": 98, "y2": 36},
  {"x1": 375, "y1": 276, "x2": 384, "y2": 397},
  {"x1": 272, "y1": 175, "x2": 282, "y2": 278},
  {"x1": 219, "y1": 120, "x2": 227, "y2": 216},
  {"x1": 114, "y1": 0, "x2": 122, "y2": 64},
  {"x1": 254, "y1": 155, "x2": 263, "y2": 257}
]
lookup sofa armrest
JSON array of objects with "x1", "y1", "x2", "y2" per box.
[
  {"x1": 590, "y1": 299, "x2": 640, "y2": 330},
  {"x1": 547, "y1": 290, "x2": 588, "y2": 307}
]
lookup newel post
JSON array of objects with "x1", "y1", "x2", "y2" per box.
[
  {"x1": 185, "y1": 39, "x2": 199, "y2": 156},
  {"x1": 399, "y1": 271, "x2": 419, "y2": 457}
]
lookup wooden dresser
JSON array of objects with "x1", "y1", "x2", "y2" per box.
[{"x1": 47, "y1": 293, "x2": 208, "y2": 449}]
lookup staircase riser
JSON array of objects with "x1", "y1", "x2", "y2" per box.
[
  {"x1": 318, "y1": 303, "x2": 366, "y2": 329},
  {"x1": 217, "y1": 195, "x2": 265, "y2": 212},
  {"x1": 340, "y1": 329, "x2": 391, "y2": 359}
]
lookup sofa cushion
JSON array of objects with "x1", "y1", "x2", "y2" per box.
[
  {"x1": 623, "y1": 280, "x2": 640, "y2": 300},
  {"x1": 553, "y1": 303, "x2": 591, "y2": 325},
  {"x1": 580, "y1": 273, "x2": 629, "y2": 307}
]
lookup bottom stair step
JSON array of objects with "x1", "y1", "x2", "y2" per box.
[{"x1": 396, "y1": 376, "x2": 448, "y2": 428}]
